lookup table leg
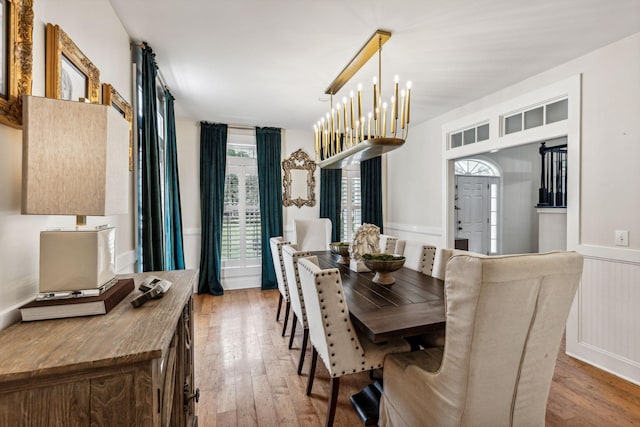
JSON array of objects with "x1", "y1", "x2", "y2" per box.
[{"x1": 349, "y1": 379, "x2": 383, "y2": 426}]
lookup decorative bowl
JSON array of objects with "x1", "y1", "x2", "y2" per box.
[
  {"x1": 330, "y1": 242, "x2": 351, "y2": 264},
  {"x1": 362, "y1": 253, "x2": 406, "y2": 285}
]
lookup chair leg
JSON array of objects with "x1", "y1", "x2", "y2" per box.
[
  {"x1": 297, "y1": 328, "x2": 309, "y2": 375},
  {"x1": 325, "y1": 377, "x2": 340, "y2": 427},
  {"x1": 288, "y1": 314, "x2": 298, "y2": 349},
  {"x1": 281, "y1": 301, "x2": 291, "y2": 337},
  {"x1": 306, "y1": 347, "x2": 318, "y2": 396},
  {"x1": 276, "y1": 293, "x2": 283, "y2": 321}
]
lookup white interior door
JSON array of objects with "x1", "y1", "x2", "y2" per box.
[{"x1": 456, "y1": 175, "x2": 490, "y2": 254}]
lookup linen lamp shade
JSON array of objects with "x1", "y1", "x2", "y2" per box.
[{"x1": 21, "y1": 96, "x2": 129, "y2": 217}]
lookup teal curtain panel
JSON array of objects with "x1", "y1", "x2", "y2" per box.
[
  {"x1": 141, "y1": 46, "x2": 165, "y2": 271},
  {"x1": 164, "y1": 90, "x2": 185, "y2": 270},
  {"x1": 198, "y1": 122, "x2": 227, "y2": 295},
  {"x1": 320, "y1": 168, "x2": 342, "y2": 242},
  {"x1": 256, "y1": 127, "x2": 283, "y2": 290},
  {"x1": 360, "y1": 156, "x2": 383, "y2": 233}
]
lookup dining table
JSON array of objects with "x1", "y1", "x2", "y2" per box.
[{"x1": 312, "y1": 250, "x2": 447, "y2": 425}]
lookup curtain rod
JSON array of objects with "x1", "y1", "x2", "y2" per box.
[{"x1": 132, "y1": 42, "x2": 170, "y2": 92}]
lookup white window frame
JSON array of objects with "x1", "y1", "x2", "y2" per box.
[
  {"x1": 222, "y1": 134, "x2": 261, "y2": 269},
  {"x1": 341, "y1": 164, "x2": 361, "y2": 242}
]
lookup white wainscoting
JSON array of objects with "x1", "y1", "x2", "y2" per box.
[{"x1": 567, "y1": 246, "x2": 640, "y2": 385}]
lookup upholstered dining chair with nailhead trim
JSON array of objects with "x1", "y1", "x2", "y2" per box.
[
  {"x1": 379, "y1": 234, "x2": 399, "y2": 254},
  {"x1": 269, "y1": 236, "x2": 291, "y2": 337},
  {"x1": 402, "y1": 241, "x2": 437, "y2": 275},
  {"x1": 297, "y1": 257, "x2": 410, "y2": 427},
  {"x1": 282, "y1": 244, "x2": 312, "y2": 375}
]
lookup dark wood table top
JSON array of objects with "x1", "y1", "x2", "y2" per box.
[{"x1": 313, "y1": 251, "x2": 446, "y2": 343}]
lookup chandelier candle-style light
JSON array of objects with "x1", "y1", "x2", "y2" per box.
[{"x1": 314, "y1": 30, "x2": 411, "y2": 169}]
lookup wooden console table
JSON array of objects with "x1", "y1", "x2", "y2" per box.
[{"x1": 0, "y1": 269, "x2": 199, "y2": 427}]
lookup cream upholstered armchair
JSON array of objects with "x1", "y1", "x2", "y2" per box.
[
  {"x1": 269, "y1": 236, "x2": 291, "y2": 337},
  {"x1": 402, "y1": 241, "x2": 437, "y2": 275},
  {"x1": 379, "y1": 234, "x2": 399, "y2": 254},
  {"x1": 282, "y1": 244, "x2": 312, "y2": 375},
  {"x1": 379, "y1": 251, "x2": 584, "y2": 427},
  {"x1": 293, "y1": 218, "x2": 332, "y2": 251},
  {"x1": 298, "y1": 257, "x2": 410, "y2": 427}
]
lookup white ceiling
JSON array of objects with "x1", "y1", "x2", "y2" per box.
[{"x1": 108, "y1": 0, "x2": 640, "y2": 131}]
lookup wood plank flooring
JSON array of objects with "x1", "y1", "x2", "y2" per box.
[{"x1": 194, "y1": 288, "x2": 640, "y2": 426}]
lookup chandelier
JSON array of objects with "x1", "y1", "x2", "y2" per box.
[{"x1": 314, "y1": 30, "x2": 412, "y2": 169}]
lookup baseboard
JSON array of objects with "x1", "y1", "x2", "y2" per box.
[{"x1": 566, "y1": 341, "x2": 640, "y2": 387}]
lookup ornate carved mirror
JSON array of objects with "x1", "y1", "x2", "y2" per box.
[{"x1": 282, "y1": 149, "x2": 316, "y2": 208}]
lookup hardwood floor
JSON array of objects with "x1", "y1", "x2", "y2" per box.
[{"x1": 194, "y1": 288, "x2": 640, "y2": 426}]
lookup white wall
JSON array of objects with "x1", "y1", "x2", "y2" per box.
[
  {"x1": 0, "y1": 0, "x2": 133, "y2": 329},
  {"x1": 482, "y1": 144, "x2": 540, "y2": 255},
  {"x1": 386, "y1": 32, "x2": 640, "y2": 384}
]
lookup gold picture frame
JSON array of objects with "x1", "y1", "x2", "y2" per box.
[
  {"x1": 102, "y1": 83, "x2": 134, "y2": 171},
  {"x1": 45, "y1": 23, "x2": 100, "y2": 102},
  {"x1": 0, "y1": 0, "x2": 33, "y2": 128}
]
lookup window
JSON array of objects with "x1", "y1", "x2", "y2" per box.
[
  {"x1": 503, "y1": 97, "x2": 568, "y2": 135},
  {"x1": 222, "y1": 132, "x2": 261, "y2": 267},
  {"x1": 341, "y1": 164, "x2": 361, "y2": 242},
  {"x1": 449, "y1": 122, "x2": 490, "y2": 149}
]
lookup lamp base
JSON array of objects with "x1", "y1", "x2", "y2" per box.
[{"x1": 39, "y1": 227, "x2": 116, "y2": 293}]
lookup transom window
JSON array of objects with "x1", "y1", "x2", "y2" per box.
[{"x1": 455, "y1": 159, "x2": 499, "y2": 176}]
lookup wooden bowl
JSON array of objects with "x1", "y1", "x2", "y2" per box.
[{"x1": 362, "y1": 254, "x2": 406, "y2": 285}]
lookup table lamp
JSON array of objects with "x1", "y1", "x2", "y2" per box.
[{"x1": 21, "y1": 96, "x2": 129, "y2": 294}]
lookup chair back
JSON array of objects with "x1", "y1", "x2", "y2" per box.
[
  {"x1": 380, "y1": 251, "x2": 584, "y2": 427},
  {"x1": 442, "y1": 251, "x2": 583, "y2": 425},
  {"x1": 394, "y1": 240, "x2": 406, "y2": 255},
  {"x1": 432, "y1": 248, "x2": 456, "y2": 280},
  {"x1": 379, "y1": 234, "x2": 398, "y2": 254},
  {"x1": 293, "y1": 218, "x2": 332, "y2": 251},
  {"x1": 297, "y1": 257, "x2": 364, "y2": 377},
  {"x1": 269, "y1": 237, "x2": 290, "y2": 300},
  {"x1": 282, "y1": 244, "x2": 311, "y2": 328},
  {"x1": 403, "y1": 241, "x2": 437, "y2": 275}
]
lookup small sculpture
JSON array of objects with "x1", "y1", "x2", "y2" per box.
[{"x1": 349, "y1": 223, "x2": 380, "y2": 272}]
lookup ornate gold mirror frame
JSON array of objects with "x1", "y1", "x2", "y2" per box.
[
  {"x1": 45, "y1": 23, "x2": 100, "y2": 102},
  {"x1": 282, "y1": 149, "x2": 316, "y2": 208},
  {"x1": 0, "y1": 0, "x2": 33, "y2": 128}
]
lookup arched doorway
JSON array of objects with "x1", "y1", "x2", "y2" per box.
[{"x1": 454, "y1": 158, "x2": 501, "y2": 255}]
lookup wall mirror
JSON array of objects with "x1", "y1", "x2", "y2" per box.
[{"x1": 282, "y1": 149, "x2": 316, "y2": 208}]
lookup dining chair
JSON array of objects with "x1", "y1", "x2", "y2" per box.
[
  {"x1": 379, "y1": 234, "x2": 398, "y2": 254},
  {"x1": 432, "y1": 248, "x2": 455, "y2": 280},
  {"x1": 269, "y1": 236, "x2": 291, "y2": 337},
  {"x1": 379, "y1": 251, "x2": 584, "y2": 427},
  {"x1": 297, "y1": 257, "x2": 410, "y2": 427},
  {"x1": 281, "y1": 244, "x2": 312, "y2": 375},
  {"x1": 402, "y1": 241, "x2": 437, "y2": 275},
  {"x1": 293, "y1": 218, "x2": 332, "y2": 251},
  {"x1": 413, "y1": 248, "x2": 456, "y2": 349}
]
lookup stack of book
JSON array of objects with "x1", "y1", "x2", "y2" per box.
[{"x1": 19, "y1": 278, "x2": 134, "y2": 322}]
